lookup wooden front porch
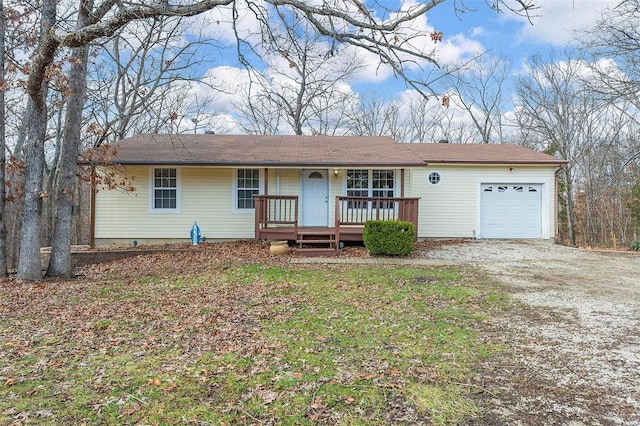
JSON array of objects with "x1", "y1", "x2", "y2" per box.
[{"x1": 254, "y1": 195, "x2": 419, "y2": 256}]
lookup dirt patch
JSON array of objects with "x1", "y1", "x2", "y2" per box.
[{"x1": 423, "y1": 240, "x2": 640, "y2": 425}]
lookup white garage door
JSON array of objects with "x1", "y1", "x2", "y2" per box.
[{"x1": 480, "y1": 184, "x2": 542, "y2": 238}]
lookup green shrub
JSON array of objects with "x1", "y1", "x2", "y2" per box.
[
  {"x1": 630, "y1": 240, "x2": 640, "y2": 251},
  {"x1": 362, "y1": 220, "x2": 415, "y2": 256}
]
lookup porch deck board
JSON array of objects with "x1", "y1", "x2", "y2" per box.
[
  {"x1": 296, "y1": 227, "x2": 336, "y2": 236},
  {"x1": 259, "y1": 226, "x2": 365, "y2": 242}
]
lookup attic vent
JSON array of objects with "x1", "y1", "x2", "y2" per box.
[{"x1": 438, "y1": 139, "x2": 449, "y2": 144}]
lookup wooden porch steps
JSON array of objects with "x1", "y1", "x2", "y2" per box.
[{"x1": 294, "y1": 228, "x2": 338, "y2": 257}]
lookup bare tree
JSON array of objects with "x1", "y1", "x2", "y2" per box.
[
  {"x1": 86, "y1": 16, "x2": 225, "y2": 145},
  {"x1": 405, "y1": 96, "x2": 446, "y2": 143},
  {"x1": 573, "y1": 102, "x2": 636, "y2": 246},
  {"x1": 2, "y1": 3, "x2": 74, "y2": 272},
  {"x1": 513, "y1": 51, "x2": 610, "y2": 246},
  {"x1": 0, "y1": 0, "x2": 6, "y2": 276},
  {"x1": 17, "y1": 0, "x2": 57, "y2": 281},
  {"x1": 17, "y1": 0, "x2": 540, "y2": 280},
  {"x1": 581, "y1": 0, "x2": 640, "y2": 106},
  {"x1": 236, "y1": 88, "x2": 284, "y2": 135},
  {"x1": 580, "y1": 0, "x2": 640, "y2": 170},
  {"x1": 239, "y1": 9, "x2": 364, "y2": 135},
  {"x1": 46, "y1": 0, "x2": 93, "y2": 277},
  {"x1": 346, "y1": 91, "x2": 408, "y2": 141},
  {"x1": 441, "y1": 56, "x2": 511, "y2": 143}
]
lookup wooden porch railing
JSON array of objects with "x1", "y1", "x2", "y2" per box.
[
  {"x1": 254, "y1": 195, "x2": 298, "y2": 240},
  {"x1": 254, "y1": 194, "x2": 419, "y2": 243},
  {"x1": 334, "y1": 196, "x2": 420, "y2": 243}
]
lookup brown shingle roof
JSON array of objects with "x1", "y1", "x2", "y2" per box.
[
  {"x1": 90, "y1": 134, "x2": 566, "y2": 167},
  {"x1": 100, "y1": 134, "x2": 425, "y2": 167},
  {"x1": 406, "y1": 142, "x2": 566, "y2": 165}
]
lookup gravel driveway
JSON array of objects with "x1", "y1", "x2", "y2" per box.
[{"x1": 423, "y1": 240, "x2": 640, "y2": 425}]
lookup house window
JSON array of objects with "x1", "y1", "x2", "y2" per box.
[
  {"x1": 372, "y1": 170, "x2": 394, "y2": 198},
  {"x1": 152, "y1": 168, "x2": 179, "y2": 211},
  {"x1": 428, "y1": 171, "x2": 441, "y2": 185},
  {"x1": 346, "y1": 170, "x2": 369, "y2": 197},
  {"x1": 346, "y1": 169, "x2": 395, "y2": 207},
  {"x1": 236, "y1": 169, "x2": 260, "y2": 210},
  {"x1": 372, "y1": 170, "x2": 395, "y2": 208}
]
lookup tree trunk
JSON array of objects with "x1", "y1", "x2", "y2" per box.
[
  {"x1": 16, "y1": 103, "x2": 47, "y2": 281},
  {"x1": 47, "y1": 0, "x2": 93, "y2": 277},
  {"x1": 16, "y1": 0, "x2": 58, "y2": 281},
  {"x1": 563, "y1": 166, "x2": 577, "y2": 246},
  {"x1": 0, "y1": 0, "x2": 7, "y2": 276}
]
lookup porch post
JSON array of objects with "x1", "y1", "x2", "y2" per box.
[
  {"x1": 334, "y1": 196, "x2": 340, "y2": 247},
  {"x1": 399, "y1": 169, "x2": 406, "y2": 221},
  {"x1": 264, "y1": 168, "x2": 269, "y2": 195},
  {"x1": 254, "y1": 196, "x2": 263, "y2": 240}
]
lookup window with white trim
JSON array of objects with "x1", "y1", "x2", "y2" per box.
[
  {"x1": 346, "y1": 170, "x2": 369, "y2": 197},
  {"x1": 152, "y1": 168, "x2": 179, "y2": 211},
  {"x1": 346, "y1": 169, "x2": 395, "y2": 207},
  {"x1": 236, "y1": 169, "x2": 260, "y2": 210},
  {"x1": 372, "y1": 170, "x2": 395, "y2": 198}
]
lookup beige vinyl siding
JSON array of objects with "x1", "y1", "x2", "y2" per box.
[
  {"x1": 96, "y1": 164, "x2": 556, "y2": 244},
  {"x1": 410, "y1": 165, "x2": 557, "y2": 239},
  {"x1": 276, "y1": 169, "x2": 301, "y2": 196},
  {"x1": 95, "y1": 166, "x2": 256, "y2": 243},
  {"x1": 402, "y1": 168, "x2": 412, "y2": 198}
]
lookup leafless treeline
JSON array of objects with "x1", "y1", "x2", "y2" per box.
[{"x1": 2, "y1": 0, "x2": 639, "y2": 279}]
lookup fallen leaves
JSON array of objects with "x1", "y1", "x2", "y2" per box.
[
  {"x1": 0, "y1": 239, "x2": 482, "y2": 424},
  {"x1": 1, "y1": 408, "x2": 56, "y2": 425},
  {"x1": 162, "y1": 382, "x2": 178, "y2": 393},
  {"x1": 122, "y1": 404, "x2": 141, "y2": 416},
  {"x1": 3, "y1": 377, "x2": 19, "y2": 386}
]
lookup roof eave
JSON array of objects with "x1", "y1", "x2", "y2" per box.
[
  {"x1": 80, "y1": 160, "x2": 427, "y2": 167},
  {"x1": 424, "y1": 160, "x2": 568, "y2": 165}
]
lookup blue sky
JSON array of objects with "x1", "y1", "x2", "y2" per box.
[
  {"x1": 429, "y1": 0, "x2": 612, "y2": 59},
  {"x1": 181, "y1": 0, "x2": 619, "y2": 135}
]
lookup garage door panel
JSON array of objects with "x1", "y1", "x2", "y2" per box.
[{"x1": 481, "y1": 184, "x2": 541, "y2": 238}]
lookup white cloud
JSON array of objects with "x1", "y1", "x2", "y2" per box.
[
  {"x1": 470, "y1": 27, "x2": 487, "y2": 37},
  {"x1": 435, "y1": 33, "x2": 485, "y2": 64},
  {"x1": 343, "y1": 45, "x2": 396, "y2": 84},
  {"x1": 186, "y1": 0, "x2": 489, "y2": 89},
  {"x1": 511, "y1": 0, "x2": 617, "y2": 45},
  {"x1": 345, "y1": 1, "x2": 488, "y2": 82},
  {"x1": 190, "y1": 66, "x2": 252, "y2": 112},
  {"x1": 187, "y1": 0, "x2": 264, "y2": 45}
]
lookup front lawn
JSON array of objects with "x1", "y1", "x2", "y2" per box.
[{"x1": 0, "y1": 247, "x2": 506, "y2": 424}]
